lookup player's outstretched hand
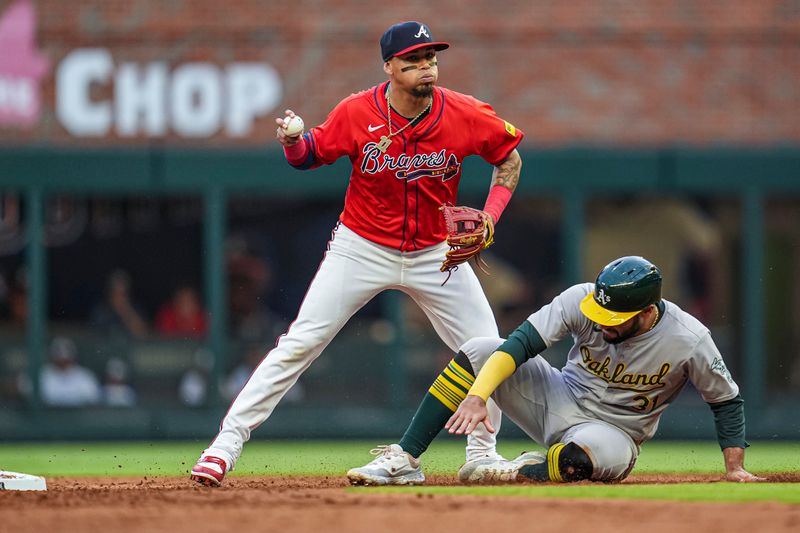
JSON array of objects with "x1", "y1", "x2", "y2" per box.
[
  {"x1": 725, "y1": 468, "x2": 767, "y2": 482},
  {"x1": 445, "y1": 395, "x2": 495, "y2": 435}
]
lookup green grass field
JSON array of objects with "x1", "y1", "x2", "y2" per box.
[{"x1": 1, "y1": 440, "x2": 798, "y2": 503}]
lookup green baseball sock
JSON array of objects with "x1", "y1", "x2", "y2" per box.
[{"x1": 399, "y1": 352, "x2": 475, "y2": 458}]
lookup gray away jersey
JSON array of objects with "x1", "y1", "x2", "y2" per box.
[{"x1": 527, "y1": 283, "x2": 739, "y2": 444}]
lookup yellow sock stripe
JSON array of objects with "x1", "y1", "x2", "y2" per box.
[
  {"x1": 438, "y1": 373, "x2": 468, "y2": 401},
  {"x1": 442, "y1": 366, "x2": 472, "y2": 392},
  {"x1": 432, "y1": 378, "x2": 466, "y2": 408},
  {"x1": 448, "y1": 361, "x2": 475, "y2": 386},
  {"x1": 428, "y1": 381, "x2": 460, "y2": 412},
  {"x1": 427, "y1": 359, "x2": 475, "y2": 413},
  {"x1": 547, "y1": 443, "x2": 566, "y2": 482},
  {"x1": 434, "y1": 375, "x2": 467, "y2": 404}
]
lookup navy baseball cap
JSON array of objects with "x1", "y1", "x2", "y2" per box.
[{"x1": 380, "y1": 21, "x2": 449, "y2": 62}]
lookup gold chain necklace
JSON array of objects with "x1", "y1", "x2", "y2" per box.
[
  {"x1": 647, "y1": 306, "x2": 660, "y2": 332},
  {"x1": 376, "y1": 91, "x2": 432, "y2": 153}
]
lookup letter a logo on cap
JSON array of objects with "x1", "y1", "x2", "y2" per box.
[
  {"x1": 414, "y1": 24, "x2": 430, "y2": 39},
  {"x1": 597, "y1": 289, "x2": 611, "y2": 306}
]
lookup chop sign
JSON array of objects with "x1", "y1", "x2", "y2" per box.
[{"x1": 56, "y1": 49, "x2": 283, "y2": 138}]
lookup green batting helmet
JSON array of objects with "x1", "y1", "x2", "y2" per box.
[{"x1": 580, "y1": 256, "x2": 662, "y2": 326}]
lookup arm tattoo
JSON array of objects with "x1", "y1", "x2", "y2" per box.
[{"x1": 491, "y1": 149, "x2": 522, "y2": 192}]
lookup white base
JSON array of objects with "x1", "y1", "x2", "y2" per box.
[{"x1": 0, "y1": 471, "x2": 47, "y2": 491}]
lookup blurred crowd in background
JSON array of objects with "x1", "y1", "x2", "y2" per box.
[{"x1": 0, "y1": 193, "x2": 798, "y2": 408}]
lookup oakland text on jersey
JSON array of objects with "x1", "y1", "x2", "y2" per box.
[
  {"x1": 578, "y1": 346, "x2": 671, "y2": 393},
  {"x1": 360, "y1": 145, "x2": 460, "y2": 182}
]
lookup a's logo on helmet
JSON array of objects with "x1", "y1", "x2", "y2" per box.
[
  {"x1": 596, "y1": 289, "x2": 611, "y2": 306},
  {"x1": 414, "y1": 24, "x2": 430, "y2": 39}
]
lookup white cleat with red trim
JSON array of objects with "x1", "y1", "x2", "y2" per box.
[{"x1": 190, "y1": 455, "x2": 228, "y2": 487}]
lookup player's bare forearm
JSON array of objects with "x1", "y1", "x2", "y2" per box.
[
  {"x1": 722, "y1": 447, "x2": 766, "y2": 482},
  {"x1": 482, "y1": 151, "x2": 520, "y2": 225},
  {"x1": 445, "y1": 395, "x2": 495, "y2": 435},
  {"x1": 490, "y1": 149, "x2": 521, "y2": 192}
]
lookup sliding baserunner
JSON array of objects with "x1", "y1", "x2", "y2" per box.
[{"x1": 348, "y1": 256, "x2": 764, "y2": 485}]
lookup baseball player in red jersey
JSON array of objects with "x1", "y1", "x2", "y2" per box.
[{"x1": 191, "y1": 21, "x2": 524, "y2": 487}]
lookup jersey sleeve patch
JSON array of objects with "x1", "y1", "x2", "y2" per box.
[
  {"x1": 503, "y1": 120, "x2": 517, "y2": 137},
  {"x1": 710, "y1": 356, "x2": 735, "y2": 384}
]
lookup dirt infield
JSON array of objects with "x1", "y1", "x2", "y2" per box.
[{"x1": 3, "y1": 474, "x2": 799, "y2": 533}]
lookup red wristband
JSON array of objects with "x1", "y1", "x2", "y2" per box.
[
  {"x1": 283, "y1": 136, "x2": 310, "y2": 166},
  {"x1": 482, "y1": 185, "x2": 513, "y2": 224}
]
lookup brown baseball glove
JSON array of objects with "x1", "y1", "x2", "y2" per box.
[{"x1": 439, "y1": 204, "x2": 495, "y2": 280}]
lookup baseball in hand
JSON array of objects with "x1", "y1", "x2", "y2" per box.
[{"x1": 282, "y1": 115, "x2": 304, "y2": 137}]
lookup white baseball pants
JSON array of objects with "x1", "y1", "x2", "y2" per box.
[{"x1": 205, "y1": 224, "x2": 501, "y2": 468}]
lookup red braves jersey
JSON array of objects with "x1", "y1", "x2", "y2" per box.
[{"x1": 301, "y1": 81, "x2": 524, "y2": 251}]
